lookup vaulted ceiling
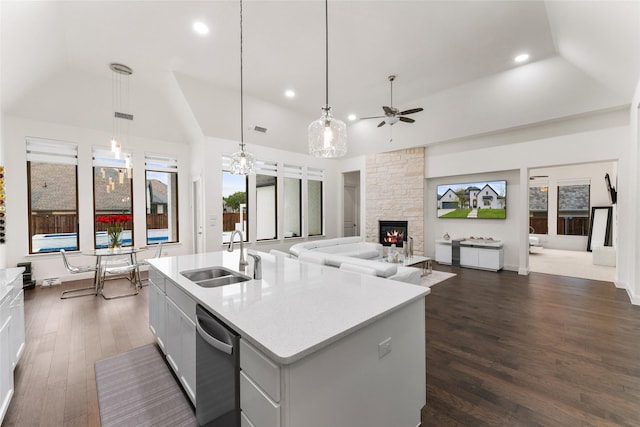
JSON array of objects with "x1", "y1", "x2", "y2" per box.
[{"x1": 2, "y1": 1, "x2": 639, "y2": 157}]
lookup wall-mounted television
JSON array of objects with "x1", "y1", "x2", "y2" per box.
[{"x1": 437, "y1": 180, "x2": 507, "y2": 219}]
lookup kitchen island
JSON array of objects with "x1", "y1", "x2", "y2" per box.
[{"x1": 148, "y1": 250, "x2": 429, "y2": 427}]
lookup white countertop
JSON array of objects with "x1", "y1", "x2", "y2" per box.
[
  {"x1": 149, "y1": 251, "x2": 429, "y2": 365},
  {"x1": 0, "y1": 267, "x2": 25, "y2": 303}
]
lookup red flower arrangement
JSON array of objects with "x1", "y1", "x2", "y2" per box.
[{"x1": 97, "y1": 214, "x2": 133, "y2": 248}]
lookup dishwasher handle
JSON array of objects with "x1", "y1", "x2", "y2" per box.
[{"x1": 196, "y1": 317, "x2": 234, "y2": 355}]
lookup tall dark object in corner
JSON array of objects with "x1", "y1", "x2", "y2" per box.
[
  {"x1": 587, "y1": 206, "x2": 613, "y2": 252},
  {"x1": 605, "y1": 173, "x2": 617, "y2": 204},
  {"x1": 17, "y1": 262, "x2": 35, "y2": 289}
]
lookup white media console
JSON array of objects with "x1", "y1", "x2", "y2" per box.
[{"x1": 435, "y1": 239, "x2": 504, "y2": 271}]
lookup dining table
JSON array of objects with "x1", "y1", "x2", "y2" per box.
[{"x1": 83, "y1": 246, "x2": 141, "y2": 299}]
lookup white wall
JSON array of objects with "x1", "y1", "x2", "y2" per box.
[
  {"x1": 425, "y1": 119, "x2": 628, "y2": 277},
  {"x1": 426, "y1": 170, "x2": 520, "y2": 271},
  {"x1": 626, "y1": 79, "x2": 640, "y2": 304},
  {"x1": 2, "y1": 115, "x2": 193, "y2": 283},
  {"x1": 529, "y1": 162, "x2": 616, "y2": 251}
]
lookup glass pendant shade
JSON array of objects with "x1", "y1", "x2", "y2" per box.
[
  {"x1": 229, "y1": 148, "x2": 256, "y2": 175},
  {"x1": 308, "y1": 107, "x2": 347, "y2": 158}
]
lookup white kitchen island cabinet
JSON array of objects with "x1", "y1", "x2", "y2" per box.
[
  {"x1": 149, "y1": 250, "x2": 429, "y2": 427},
  {"x1": 148, "y1": 268, "x2": 196, "y2": 406}
]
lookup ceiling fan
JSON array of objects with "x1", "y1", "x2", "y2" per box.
[{"x1": 360, "y1": 75, "x2": 423, "y2": 128}]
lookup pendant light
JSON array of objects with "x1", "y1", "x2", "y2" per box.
[
  {"x1": 109, "y1": 63, "x2": 133, "y2": 160},
  {"x1": 229, "y1": 0, "x2": 256, "y2": 175},
  {"x1": 308, "y1": 0, "x2": 347, "y2": 158}
]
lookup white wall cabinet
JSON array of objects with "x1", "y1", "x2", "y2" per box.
[
  {"x1": 0, "y1": 269, "x2": 24, "y2": 425},
  {"x1": 148, "y1": 268, "x2": 196, "y2": 405}
]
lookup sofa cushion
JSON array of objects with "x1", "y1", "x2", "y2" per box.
[
  {"x1": 297, "y1": 251, "x2": 329, "y2": 265},
  {"x1": 339, "y1": 263, "x2": 378, "y2": 276},
  {"x1": 389, "y1": 266, "x2": 422, "y2": 285},
  {"x1": 321, "y1": 254, "x2": 397, "y2": 278},
  {"x1": 289, "y1": 237, "x2": 381, "y2": 259}
]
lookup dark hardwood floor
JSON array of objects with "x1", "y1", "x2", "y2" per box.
[
  {"x1": 3, "y1": 267, "x2": 640, "y2": 426},
  {"x1": 422, "y1": 266, "x2": 640, "y2": 427}
]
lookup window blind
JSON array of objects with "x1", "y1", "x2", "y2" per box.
[{"x1": 26, "y1": 138, "x2": 78, "y2": 165}]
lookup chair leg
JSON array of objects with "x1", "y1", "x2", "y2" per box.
[
  {"x1": 100, "y1": 270, "x2": 140, "y2": 300},
  {"x1": 60, "y1": 271, "x2": 98, "y2": 299}
]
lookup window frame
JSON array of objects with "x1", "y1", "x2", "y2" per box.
[
  {"x1": 307, "y1": 167, "x2": 324, "y2": 237},
  {"x1": 222, "y1": 156, "x2": 249, "y2": 243},
  {"x1": 145, "y1": 153, "x2": 179, "y2": 245},
  {"x1": 93, "y1": 147, "x2": 135, "y2": 249},
  {"x1": 255, "y1": 160, "x2": 278, "y2": 241},
  {"x1": 556, "y1": 181, "x2": 590, "y2": 236},
  {"x1": 26, "y1": 139, "x2": 80, "y2": 254},
  {"x1": 283, "y1": 164, "x2": 303, "y2": 239}
]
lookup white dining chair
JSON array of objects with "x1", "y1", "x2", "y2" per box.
[
  {"x1": 100, "y1": 257, "x2": 140, "y2": 300},
  {"x1": 60, "y1": 249, "x2": 99, "y2": 299},
  {"x1": 138, "y1": 242, "x2": 163, "y2": 287}
]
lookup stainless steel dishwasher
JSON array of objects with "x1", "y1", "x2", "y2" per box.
[{"x1": 196, "y1": 304, "x2": 240, "y2": 427}]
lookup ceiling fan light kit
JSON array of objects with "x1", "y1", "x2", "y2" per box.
[
  {"x1": 360, "y1": 75, "x2": 423, "y2": 130},
  {"x1": 230, "y1": 0, "x2": 256, "y2": 175},
  {"x1": 308, "y1": 0, "x2": 347, "y2": 158}
]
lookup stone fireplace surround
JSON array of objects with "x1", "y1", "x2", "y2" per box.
[{"x1": 366, "y1": 147, "x2": 425, "y2": 256}]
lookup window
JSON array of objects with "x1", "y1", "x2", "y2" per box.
[
  {"x1": 255, "y1": 160, "x2": 278, "y2": 241},
  {"x1": 222, "y1": 156, "x2": 248, "y2": 243},
  {"x1": 529, "y1": 183, "x2": 548, "y2": 234},
  {"x1": 26, "y1": 139, "x2": 79, "y2": 253},
  {"x1": 145, "y1": 154, "x2": 179, "y2": 245},
  {"x1": 307, "y1": 168, "x2": 324, "y2": 236},
  {"x1": 284, "y1": 165, "x2": 302, "y2": 238},
  {"x1": 557, "y1": 180, "x2": 590, "y2": 236},
  {"x1": 93, "y1": 148, "x2": 134, "y2": 248}
]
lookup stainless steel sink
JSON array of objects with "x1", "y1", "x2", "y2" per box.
[
  {"x1": 180, "y1": 267, "x2": 251, "y2": 288},
  {"x1": 195, "y1": 275, "x2": 250, "y2": 288}
]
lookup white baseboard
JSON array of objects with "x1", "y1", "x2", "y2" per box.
[{"x1": 626, "y1": 287, "x2": 640, "y2": 306}]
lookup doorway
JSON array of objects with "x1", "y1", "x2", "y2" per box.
[
  {"x1": 343, "y1": 171, "x2": 360, "y2": 237},
  {"x1": 528, "y1": 162, "x2": 617, "y2": 282}
]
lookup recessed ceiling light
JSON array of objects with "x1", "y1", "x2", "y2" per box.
[
  {"x1": 285, "y1": 90, "x2": 295, "y2": 98},
  {"x1": 193, "y1": 21, "x2": 209, "y2": 35},
  {"x1": 348, "y1": 114, "x2": 357, "y2": 121},
  {"x1": 514, "y1": 53, "x2": 530, "y2": 63}
]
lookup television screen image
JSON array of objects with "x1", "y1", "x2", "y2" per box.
[{"x1": 437, "y1": 180, "x2": 507, "y2": 219}]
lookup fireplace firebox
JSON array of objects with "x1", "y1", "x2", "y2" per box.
[{"x1": 379, "y1": 221, "x2": 408, "y2": 246}]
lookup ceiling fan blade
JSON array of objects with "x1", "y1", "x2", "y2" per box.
[
  {"x1": 377, "y1": 121, "x2": 386, "y2": 128},
  {"x1": 382, "y1": 106, "x2": 393, "y2": 115},
  {"x1": 399, "y1": 107, "x2": 423, "y2": 115},
  {"x1": 399, "y1": 117, "x2": 415, "y2": 123},
  {"x1": 359, "y1": 115, "x2": 386, "y2": 120}
]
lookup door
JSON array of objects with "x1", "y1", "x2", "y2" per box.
[
  {"x1": 343, "y1": 185, "x2": 358, "y2": 237},
  {"x1": 192, "y1": 177, "x2": 204, "y2": 254}
]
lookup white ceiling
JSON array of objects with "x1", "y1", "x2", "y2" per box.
[{"x1": 2, "y1": 1, "x2": 639, "y2": 156}]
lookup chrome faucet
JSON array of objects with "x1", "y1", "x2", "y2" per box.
[
  {"x1": 228, "y1": 230, "x2": 249, "y2": 269},
  {"x1": 247, "y1": 253, "x2": 262, "y2": 280}
]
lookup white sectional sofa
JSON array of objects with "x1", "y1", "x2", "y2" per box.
[{"x1": 289, "y1": 237, "x2": 422, "y2": 285}]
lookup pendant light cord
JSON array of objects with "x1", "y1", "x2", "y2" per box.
[
  {"x1": 325, "y1": 0, "x2": 329, "y2": 108},
  {"x1": 240, "y1": 0, "x2": 245, "y2": 151}
]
